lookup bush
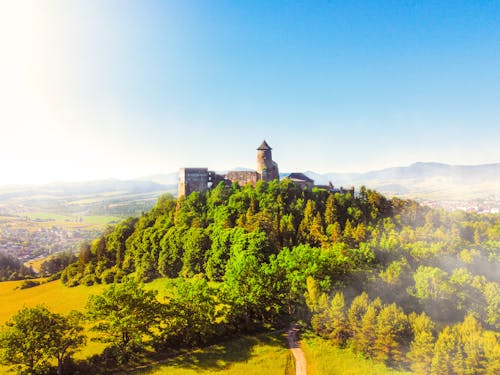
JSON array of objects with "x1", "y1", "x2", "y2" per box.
[{"x1": 19, "y1": 280, "x2": 40, "y2": 289}]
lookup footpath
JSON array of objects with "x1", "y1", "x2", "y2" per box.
[{"x1": 286, "y1": 324, "x2": 307, "y2": 375}]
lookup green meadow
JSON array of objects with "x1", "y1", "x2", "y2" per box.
[
  {"x1": 128, "y1": 332, "x2": 294, "y2": 375},
  {"x1": 302, "y1": 333, "x2": 411, "y2": 375},
  {"x1": 0, "y1": 279, "x2": 294, "y2": 374}
]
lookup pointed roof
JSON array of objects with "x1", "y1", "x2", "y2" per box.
[{"x1": 257, "y1": 140, "x2": 272, "y2": 150}]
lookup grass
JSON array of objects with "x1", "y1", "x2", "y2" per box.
[
  {"x1": 0, "y1": 277, "x2": 177, "y2": 325},
  {"x1": 302, "y1": 333, "x2": 412, "y2": 375},
  {"x1": 127, "y1": 331, "x2": 292, "y2": 375},
  {"x1": 0, "y1": 279, "x2": 106, "y2": 324},
  {"x1": 0, "y1": 279, "x2": 294, "y2": 374}
]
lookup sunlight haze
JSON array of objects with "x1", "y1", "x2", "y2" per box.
[{"x1": 1, "y1": 0, "x2": 499, "y2": 184}]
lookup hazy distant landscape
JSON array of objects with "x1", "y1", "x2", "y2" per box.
[
  {"x1": 1, "y1": 162, "x2": 498, "y2": 265},
  {"x1": 0, "y1": 180, "x2": 172, "y2": 263}
]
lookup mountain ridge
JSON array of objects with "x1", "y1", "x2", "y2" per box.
[{"x1": 1, "y1": 162, "x2": 499, "y2": 200}]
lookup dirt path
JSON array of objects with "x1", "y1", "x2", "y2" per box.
[{"x1": 287, "y1": 324, "x2": 307, "y2": 375}]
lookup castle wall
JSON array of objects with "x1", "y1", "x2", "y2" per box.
[
  {"x1": 178, "y1": 168, "x2": 209, "y2": 197},
  {"x1": 226, "y1": 171, "x2": 260, "y2": 187}
]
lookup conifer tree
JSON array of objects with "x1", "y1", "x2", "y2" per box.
[
  {"x1": 431, "y1": 326, "x2": 463, "y2": 375},
  {"x1": 325, "y1": 292, "x2": 348, "y2": 346},
  {"x1": 373, "y1": 303, "x2": 409, "y2": 364},
  {"x1": 347, "y1": 292, "x2": 370, "y2": 339},
  {"x1": 407, "y1": 312, "x2": 435, "y2": 374}
]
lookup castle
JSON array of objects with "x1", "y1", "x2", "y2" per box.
[{"x1": 178, "y1": 140, "x2": 354, "y2": 197}]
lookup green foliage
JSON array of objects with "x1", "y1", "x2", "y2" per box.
[
  {"x1": 19, "y1": 279, "x2": 40, "y2": 289},
  {"x1": 86, "y1": 278, "x2": 162, "y2": 363},
  {"x1": 0, "y1": 252, "x2": 36, "y2": 281},
  {"x1": 49, "y1": 181, "x2": 500, "y2": 373},
  {"x1": 0, "y1": 305, "x2": 85, "y2": 375}
]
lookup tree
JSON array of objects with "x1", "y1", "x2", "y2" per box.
[
  {"x1": 86, "y1": 278, "x2": 162, "y2": 362},
  {"x1": 324, "y1": 292, "x2": 348, "y2": 346},
  {"x1": 51, "y1": 311, "x2": 86, "y2": 375},
  {"x1": 164, "y1": 277, "x2": 220, "y2": 346},
  {"x1": 0, "y1": 305, "x2": 85, "y2": 375},
  {"x1": 431, "y1": 326, "x2": 462, "y2": 375},
  {"x1": 223, "y1": 250, "x2": 264, "y2": 328},
  {"x1": 407, "y1": 312, "x2": 435, "y2": 374},
  {"x1": 372, "y1": 303, "x2": 409, "y2": 364},
  {"x1": 347, "y1": 292, "x2": 370, "y2": 339},
  {"x1": 353, "y1": 297, "x2": 382, "y2": 356},
  {"x1": 455, "y1": 314, "x2": 486, "y2": 374}
]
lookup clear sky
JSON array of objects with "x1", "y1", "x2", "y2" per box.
[{"x1": 1, "y1": 0, "x2": 499, "y2": 184}]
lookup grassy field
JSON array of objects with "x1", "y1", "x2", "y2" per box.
[
  {"x1": 0, "y1": 280, "x2": 414, "y2": 374},
  {"x1": 0, "y1": 279, "x2": 293, "y2": 374},
  {"x1": 302, "y1": 333, "x2": 411, "y2": 375},
  {"x1": 0, "y1": 279, "x2": 106, "y2": 324},
  {"x1": 128, "y1": 332, "x2": 293, "y2": 375},
  {"x1": 0, "y1": 277, "x2": 177, "y2": 325}
]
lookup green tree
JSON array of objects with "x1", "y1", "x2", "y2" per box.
[
  {"x1": 407, "y1": 312, "x2": 435, "y2": 374},
  {"x1": 372, "y1": 303, "x2": 409, "y2": 364},
  {"x1": 0, "y1": 305, "x2": 85, "y2": 375},
  {"x1": 431, "y1": 325, "x2": 462, "y2": 375},
  {"x1": 86, "y1": 279, "x2": 162, "y2": 362},
  {"x1": 455, "y1": 314, "x2": 486, "y2": 374},
  {"x1": 324, "y1": 292, "x2": 348, "y2": 346},
  {"x1": 353, "y1": 297, "x2": 382, "y2": 356},
  {"x1": 51, "y1": 311, "x2": 86, "y2": 375},
  {"x1": 347, "y1": 292, "x2": 370, "y2": 339}
]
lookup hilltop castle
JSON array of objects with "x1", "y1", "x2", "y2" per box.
[
  {"x1": 178, "y1": 140, "x2": 279, "y2": 197},
  {"x1": 178, "y1": 140, "x2": 354, "y2": 197}
]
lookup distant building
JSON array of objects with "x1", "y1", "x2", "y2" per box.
[
  {"x1": 177, "y1": 140, "x2": 354, "y2": 197},
  {"x1": 285, "y1": 173, "x2": 314, "y2": 189}
]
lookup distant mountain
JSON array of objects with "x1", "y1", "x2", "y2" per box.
[
  {"x1": 134, "y1": 172, "x2": 179, "y2": 186},
  {"x1": 3, "y1": 162, "x2": 497, "y2": 202},
  {"x1": 304, "y1": 162, "x2": 500, "y2": 199},
  {"x1": 136, "y1": 162, "x2": 500, "y2": 199},
  {"x1": 0, "y1": 179, "x2": 172, "y2": 201}
]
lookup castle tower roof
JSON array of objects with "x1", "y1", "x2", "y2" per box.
[{"x1": 257, "y1": 140, "x2": 272, "y2": 150}]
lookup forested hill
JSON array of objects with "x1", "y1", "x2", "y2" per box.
[
  {"x1": 60, "y1": 179, "x2": 500, "y2": 372},
  {"x1": 62, "y1": 179, "x2": 398, "y2": 286}
]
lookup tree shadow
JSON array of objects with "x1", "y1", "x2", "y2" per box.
[{"x1": 138, "y1": 331, "x2": 288, "y2": 373}]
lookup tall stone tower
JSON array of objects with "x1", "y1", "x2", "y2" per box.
[{"x1": 256, "y1": 140, "x2": 280, "y2": 182}]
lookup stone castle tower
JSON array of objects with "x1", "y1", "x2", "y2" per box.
[
  {"x1": 256, "y1": 140, "x2": 280, "y2": 182},
  {"x1": 178, "y1": 140, "x2": 280, "y2": 196}
]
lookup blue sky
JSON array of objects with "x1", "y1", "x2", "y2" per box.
[{"x1": 1, "y1": 0, "x2": 499, "y2": 184}]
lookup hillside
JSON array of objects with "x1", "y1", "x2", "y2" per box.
[{"x1": 1, "y1": 180, "x2": 499, "y2": 374}]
